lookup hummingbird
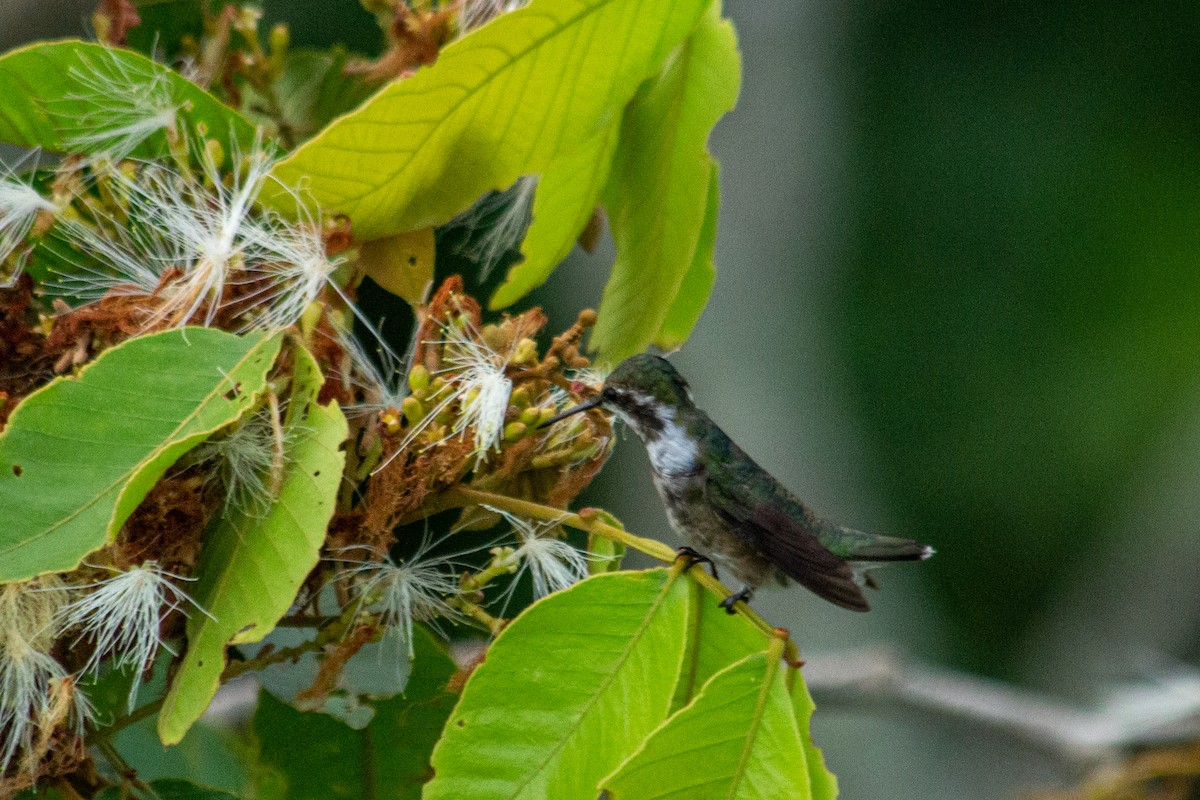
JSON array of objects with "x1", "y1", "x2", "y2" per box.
[{"x1": 542, "y1": 354, "x2": 932, "y2": 612}]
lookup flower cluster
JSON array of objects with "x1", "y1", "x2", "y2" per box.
[{"x1": 0, "y1": 24, "x2": 619, "y2": 789}]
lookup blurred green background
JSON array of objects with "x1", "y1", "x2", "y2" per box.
[{"x1": 6, "y1": 1, "x2": 1200, "y2": 797}]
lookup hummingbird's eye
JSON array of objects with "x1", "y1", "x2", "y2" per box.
[{"x1": 601, "y1": 387, "x2": 617, "y2": 402}]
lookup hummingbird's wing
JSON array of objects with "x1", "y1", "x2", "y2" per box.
[{"x1": 703, "y1": 462, "x2": 871, "y2": 612}]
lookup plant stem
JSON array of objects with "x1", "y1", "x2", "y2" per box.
[
  {"x1": 443, "y1": 486, "x2": 800, "y2": 663},
  {"x1": 95, "y1": 737, "x2": 159, "y2": 799}
]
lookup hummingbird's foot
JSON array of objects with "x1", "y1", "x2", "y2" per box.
[
  {"x1": 719, "y1": 585, "x2": 754, "y2": 614},
  {"x1": 675, "y1": 546, "x2": 719, "y2": 580}
]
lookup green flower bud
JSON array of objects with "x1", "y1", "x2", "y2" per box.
[
  {"x1": 402, "y1": 396, "x2": 424, "y2": 426},
  {"x1": 408, "y1": 364, "x2": 431, "y2": 394},
  {"x1": 513, "y1": 337, "x2": 538, "y2": 365}
]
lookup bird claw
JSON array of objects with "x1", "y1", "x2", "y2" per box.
[
  {"x1": 675, "y1": 546, "x2": 719, "y2": 580},
  {"x1": 718, "y1": 586, "x2": 754, "y2": 615}
]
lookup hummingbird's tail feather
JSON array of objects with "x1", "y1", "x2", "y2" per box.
[{"x1": 837, "y1": 528, "x2": 933, "y2": 562}]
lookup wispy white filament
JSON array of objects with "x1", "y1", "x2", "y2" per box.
[
  {"x1": 439, "y1": 320, "x2": 512, "y2": 460},
  {"x1": 48, "y1": 139, "x2": 347, "y2": 333},
  {"x1": 371, "y1": 316, "x2": 512, "y2": 474},
  {"x1": 0, "y1": 154, "x2": 56, "y2": 286},
  {"x1": 339, "y1": 324, "x2": 412, "y2": 419},
  {"x1": 189, "y1": 405, "x2": 287, "y2": 515},
  {"x1": 486, "y1": 506, "x2": 590, "y2": 601},
  {"x1": 0, "y1": 579, "x2": 88, "y2": 776},
  {"x1": 58, "y1": 562, "x2": 211, "y2": 712},
  {"x1": 459, "y1": 0, "x2": 530, "y2": 35},
  {"x1": 449, "y1": 176, "x2": 536, "y2": 281},
  {"x1": 58, "y1": 49, "x2": 182, "y2": 159},
  {"x1": 334, "y1": 539, "x2": 468, "y2": 659}
]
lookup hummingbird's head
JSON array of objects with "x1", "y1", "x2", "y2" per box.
[{"x1": 541, "y1": 354, "x2": 693, "y2": 436}]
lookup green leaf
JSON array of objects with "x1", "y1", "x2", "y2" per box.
[
  {"x1": 791, "y1": 672, "x2": 839, "y2": 800},
  {"x1": 601, "y1": 651, "x2": 822, "y2": 800},
  {"x1": 591, "y1": 4, "x2": 740, "y2": 364},
  {"x1": 425, "y1": 568, "x2": 691, "y2": 800},
  {"x1": 265, "y1": 0, "x2": 713, "y2": 239},
  {"x1": 271, "y1": 48, "x2": 377, "y2": 145},
  {"x1": 0, "y1": 328, "x2": 280, "y2": 583},
  {"x1": 0, "y1": 40, "x2": 257, "y2": 156},
  {"x1": 252, "y1": 629, "x2": 458, "y2": 800},
  {"x1": 489, "y1": 118, "x2": 622, "y2": 309},
  {"x1": 97, "y1": 779, "x2": 241, "y2": 800},
  {"x1": 671, "y1": 577, "x2": 764, "y2": 712},
  {"x1": 654, "y1": 160, "x2": 720, "y2": 351},
  {"x1": 584, "y1": 509, "x2": 628, "y2": 575},
  {"x1": 158, "y1": 347, "x2": 348, "y2": 744}
]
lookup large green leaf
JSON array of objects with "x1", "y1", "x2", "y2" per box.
[
  {"x1": 265, "y1": 0, "x2": 712, "y2": 239},
  {"x1": 489, "y1": 118, "x2": 621, "y2": 309},
  {"x1": 0, "y1": 40, "x2": 257, "y2": 156},
  {"x1": 654, "y1": 159, "x2": 720, "y2": 352},
  {"x1": 591, "y1": 4, "x2": 740, "y2": 364},
  {"x1": 0, "y1": 328, "x2": 280, "y2": 582},
  {"x1": 671, "y1": 576, "x2": 764, "y2": 712},
  {"x1": 791, "y1": 673, "x2": 838, "y2": 800},
  {"x1": 424, "y1": 568, "x2": 691, "y2": 800},
  {"x1": 158, "y1": 346, "x2": 347, "y2": 744},
  {"x1": 601, "y1": 651, "x2": 822, "y2": 800},
  {"x1": 253, "y1": 629, "x2": 457, "y2": 800}
]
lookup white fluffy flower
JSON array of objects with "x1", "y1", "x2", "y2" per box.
[
  {"x1": 240, "y1": 217, "x2": 342, "y2": 330},
  {"x1": 0, "y1": 154, "x2": 56, "y2": 285},
  {"x1": 439, "y1": 320, "x2": 513, "y2": 460},
  {"x1": 57, "y1": 562, "x2": 212, "y2": 712},
  {"x1": 448, "y1": 176, "x2": 536, "y2": 281},
  {"x1": 57, "y1": 49, "x2": 182, "y2": 159},
  {"x1": 50, "y1": 140, "x2": 347, "y2": 333},
  {"x1": 487, "y1": 506, "x2": 590, "y2": 602},
  {"x1": 372, "y1": 316, "x2": 512, "y2": 474},
  {"x1": 189, "y1": 404, "x2": 288, "y2": 515},
  {"x1": 333, "y1": 539, "x2": 468, "y2": 659},
  {"x1": 0, "y1": 578, "x2": 89, "y2": 775}
]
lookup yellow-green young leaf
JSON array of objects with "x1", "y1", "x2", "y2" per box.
[
  {"x1": 601, "y1": 650, "x2": 825, "y2": 800},
  {"x1": 0, "y1": 40, "x2": 257, "y2": 156},
  {"x1": 490, "y1": 118, "x2": 622, "y2": 309},
  {"x1": 654, "y1": 160, "x2": 720, "y2": 352},
  {"x1": 359, "y1": 228, "x2": 437, "y2": 306},
  {"x1": 0, "y1": 329, "x2": 280, "y2": 583},
  {"x1": 158, "y1": 349, "x2": 347, "y2": 744},
  {"x1": 792, "y1": 669, "x2": 839, "y2": 800},
  {"x1": 425, "y1": 569, "x2": 691, "y2": 800},
  {"x1": 252, "y1": 629, "x2": 458, "y2": 800},
  {"x1": 591, "y1": 4, "x2": 740, "y2": 364},
  {"x1": 264, "y1": 0, "x2": 712, "y2": 239}
]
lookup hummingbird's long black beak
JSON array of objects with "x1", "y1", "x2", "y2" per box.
[{"x1": 538, "y1": 394, "x2": 605, "y2": 429}]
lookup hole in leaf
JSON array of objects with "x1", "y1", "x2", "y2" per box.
[
  {"x1": 11, "y1": 464, "x2": 22, "y2": 477},
  {"x1": 222, "y1": 382, "x2": 242, "y2": 400},
  {"x1": 408, "y1": 256, "x2": 417, "y2": 266}
]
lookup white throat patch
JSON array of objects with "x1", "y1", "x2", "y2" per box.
[{"x1": 641, "y1": 404, "x2": 699, "y2": 476}]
